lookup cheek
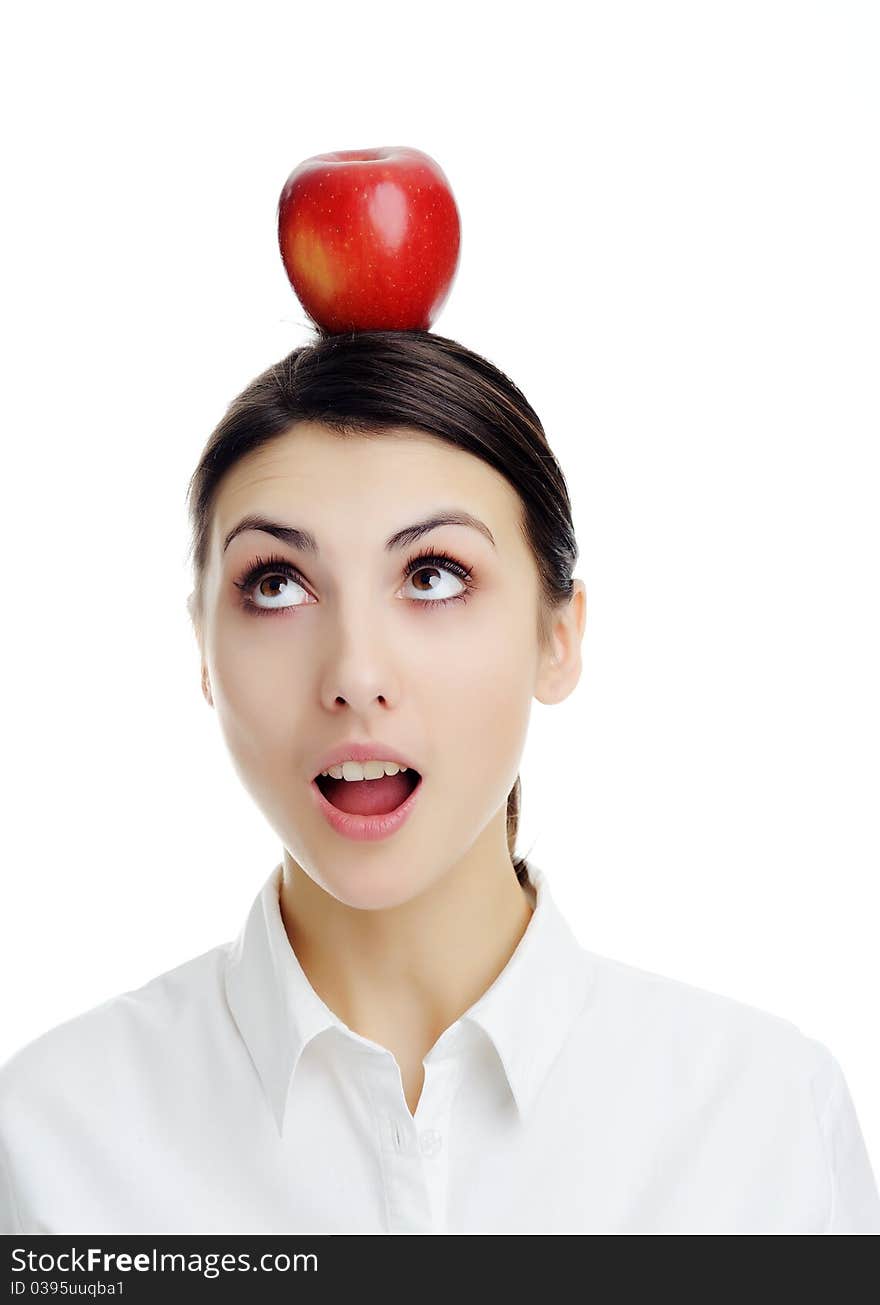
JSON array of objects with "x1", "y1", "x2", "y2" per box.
[
  {"x1": 208, "y1": 627, "x2": 304, "y2": 759},
  {"x1": 427, "y1": 651, "x2": 531, "y2": 833},
  {"x1": 426, "y1": 604, "x2": 535, "y2": 766},
  {"x1": 451, "y1": 658, "x2": 531, "y2": 750}
]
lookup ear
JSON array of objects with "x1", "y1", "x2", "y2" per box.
[
  {"x1": 187, "y1": 592, "x2": 214, "y2": 709},
  {"x1": 535, "y1": 579, "x2": 587, "y2": 706}
]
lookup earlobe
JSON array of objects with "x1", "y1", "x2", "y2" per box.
[{"x1": 201, "y1": 665, "x2": 214, "y2": 708}]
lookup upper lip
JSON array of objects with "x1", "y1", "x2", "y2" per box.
[{"x1": 311, "y1": 741, "x2": 423, "y2": 779}]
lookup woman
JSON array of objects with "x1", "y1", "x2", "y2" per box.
[{"x1": 1, "y1": 329, "x2": 878, "y2": 1234}]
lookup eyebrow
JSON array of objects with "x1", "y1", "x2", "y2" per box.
[{"x1": 222, "y1": 509, "x2": 497, "y2": 555}]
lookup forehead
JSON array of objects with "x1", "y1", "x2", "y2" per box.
[{"x1": 211, "y1": 421, "x2": 525, "y2": 557}]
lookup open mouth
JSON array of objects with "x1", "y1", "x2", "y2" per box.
[{"x1": 314, "y1": 768, "x2": 422, "y2": 817}]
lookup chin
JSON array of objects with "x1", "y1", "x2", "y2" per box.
[
  {"x1": 331, "y1": 860, "x2": 441, "y2": 912},
  {"x1": 288, "y1": 847, "x2": 443, "y2": 913}
]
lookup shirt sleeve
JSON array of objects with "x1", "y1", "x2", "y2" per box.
[{"x1": 814, "y1": 1043, "x2": 880, "y2": 1234}]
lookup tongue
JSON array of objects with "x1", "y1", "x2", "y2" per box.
[{"x1": 321, "y1": 773, "x2": 415, "y2": 816}]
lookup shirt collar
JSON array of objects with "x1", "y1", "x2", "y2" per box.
[{"x1": 224, "y1": 861, "x2": 592, "y2": 1136}]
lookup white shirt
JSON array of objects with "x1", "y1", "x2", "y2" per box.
[{"x1": 1, "y1": 861, "x2": 878, "y2": 1235}]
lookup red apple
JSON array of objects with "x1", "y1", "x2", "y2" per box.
[{"x1": 277, "y1": 146, "x2": 461, "y2": 334}]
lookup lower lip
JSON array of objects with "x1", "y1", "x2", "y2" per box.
[{"x1": 309, "y1": 773, "x2": 424, "y2": 842}]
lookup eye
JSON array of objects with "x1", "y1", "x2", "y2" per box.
[
  {"x1": 232, "y1": 549, "x2": 475, "y2": 617},
  {"x1": 401, "y1": 551, "x2": 473, "y2": 606},
  {"x1": 233, "y1": 554, "x2": 310, "y2": 615}
]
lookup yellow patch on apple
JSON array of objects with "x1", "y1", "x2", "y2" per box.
[{"x1": 292, "y1": 227, "x2": 346, "y2": 304}]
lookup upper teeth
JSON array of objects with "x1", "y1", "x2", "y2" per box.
[{"x1": 320, "y1": 760, "x2": 412, "y2": 781}]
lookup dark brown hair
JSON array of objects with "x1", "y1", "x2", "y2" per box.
[{"x1": 185, "y1": 328, "x2": 579, "y2": 887}]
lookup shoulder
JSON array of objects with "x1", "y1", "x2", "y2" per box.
[
  {"x1": 0, "y1": 942, "x2": 233, "y2": 1119},
  {"x1": 577, "y1": 945, "x2": 834, "y2": 1102},
  {"x1": 0, "y1": 943, "x2": 241, "y2": 1235},
  {"x1": 560, "y1": 948, "x2": 880, "y2": 1231}
]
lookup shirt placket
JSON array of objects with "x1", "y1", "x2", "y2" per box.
[{"x1": 360, "y1": 1047, "x2": 463, "y2": 1235}]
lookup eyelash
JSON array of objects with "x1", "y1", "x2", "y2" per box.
[{"x1": 232, "y1": 549, "x2": 475, "y2": 618}]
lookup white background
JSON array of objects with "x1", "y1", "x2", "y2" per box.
[{"x1": 2, "y1": 2, "x2": 878, "y2": 1174}]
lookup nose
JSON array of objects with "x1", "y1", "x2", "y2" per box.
[{"x1": 316, "y1": 613, "x2": 400, "y2": 714}]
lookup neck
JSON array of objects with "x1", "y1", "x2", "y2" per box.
[{"x1": 279, "y1": 823, "x2": 535, "y2": 1058}]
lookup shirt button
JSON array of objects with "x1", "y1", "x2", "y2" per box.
[{"x1": 419, "y1": 1129, "x2": 442, "y2": 1156}]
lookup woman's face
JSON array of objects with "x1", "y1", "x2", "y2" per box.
[{"x1": 196, "y1": 421, "x2": 559, "y2": 910}]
